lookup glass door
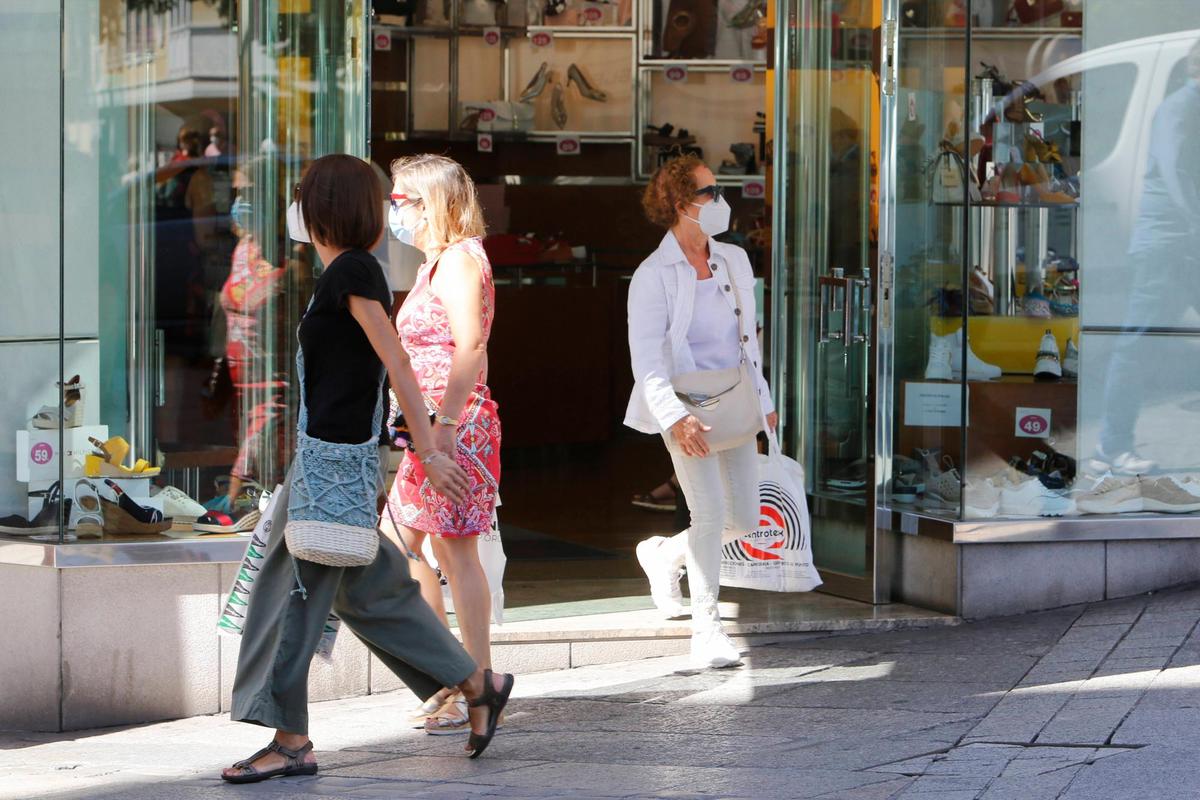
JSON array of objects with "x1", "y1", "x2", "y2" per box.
[{"x1": 775, "y1": 0, "x2": 882, "y2": 601}]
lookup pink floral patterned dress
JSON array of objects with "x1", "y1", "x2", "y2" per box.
[{"x1": 387, "y1": 237, "x2": 501, "y2": 538}]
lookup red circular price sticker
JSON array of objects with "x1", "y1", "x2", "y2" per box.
[
  {"x1": 483, "y1": 28, "x2": 501, "y2": 46},
  {"x1": 742, "y1": 179, "x2": 766, "y2": 199},
  {"x1": 556, "y1": 136, "x2": 580, "y2": 155},
  {"x1": 479, "y1": 108, "x2": 496, "y2": 122},
  {"x1": 477, "y1": 134, "x2": 494, "y2": 153},
  {"x1": 373, "y1": 32, "x2": 391, "y2": 51},
  {"x1": 1019, "y1": 414, "x2": 1048, "y2": 436},
  {"x1": 583, "y1": 6, "x2": 603, "y2": 21},
  {"x1": 530, "y1": 31, "x2": 553, "y2": 48},
  {"x1": 664, "y1": 65, "x2": 688, "y2": 83},
  {"x1": 730, "y1": 65, "x2": 755, "y2": 83},
  {"x1": 30, "y1": 442, "x2": 53, "y2": 466}
]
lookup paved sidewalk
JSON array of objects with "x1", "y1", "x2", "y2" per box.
[{"x1": 3, "y1": 584, "x2": 1199, "y2": 800}]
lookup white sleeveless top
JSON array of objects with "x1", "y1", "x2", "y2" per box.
[{"x1": 686, "y1": 276, "x2": 741, "y2": 371}]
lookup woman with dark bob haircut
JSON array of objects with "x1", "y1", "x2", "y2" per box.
[{"x1": 221, "y1": 154, "x2": 514, "y2": 784}]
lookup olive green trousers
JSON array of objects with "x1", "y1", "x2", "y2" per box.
[{"x1": 230, "y1": 476, "x2": 476, "y2": 735}]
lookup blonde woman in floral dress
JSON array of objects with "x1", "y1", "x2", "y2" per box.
[{"x1": 382, "y1": 155, "x2": 502, "y2": 735}]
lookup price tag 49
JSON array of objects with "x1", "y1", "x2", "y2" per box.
[{"x1": 1015, "y1": 407, "x2": 1052, "y2": 438}]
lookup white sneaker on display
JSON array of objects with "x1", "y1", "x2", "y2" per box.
[
  {"x1": 151, "y1": 485, "x2": 207, "y2": 529},
  {"x1": 690, "y1": 626, "x2": 743, "y2": 670},
  {"x1": 1062, "y1": 337, "x2": 1079, "y2": 379},
  {"x1": 1034, "y1": 329, "x2": 1063, "y2": 380},
  {"x1": 998, "y1": 470, "x2": 1076, "y2": 517},
  {"x1": 636, "y1": 537, "x2": 687, "y2": 619},
  {"x1": 953, "y1": 328, "x2": 1002, "y2": 380},
  {"x1": 1138, "y1": 475, "x2": 1200, "y2": 514},
  {"x1": 1075, "y1": 474, "x2": 1143, "y2": 515},
  {"x1": 924, "y1": 332, "x2": 954, "y2": 381},
  {"x1": 963, "y1": 477, "x2": 1001, "y2": 518}
]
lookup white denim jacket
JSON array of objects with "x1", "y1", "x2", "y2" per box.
[{"x1": 624, "y1": 231, "x2": 775, "y2": 435}]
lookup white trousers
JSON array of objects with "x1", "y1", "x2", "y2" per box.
[{"x1": 661, "y1": 435, "x2": 759, "y2": 631}]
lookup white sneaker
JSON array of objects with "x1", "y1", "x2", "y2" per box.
[
  {"x1": 1062, "y1": 337, "x2": 1079, "y2": 379},
  {"x1": 963, "y1": 477, "x2": 1001, "y2": 518},
  {"x1": 924, "y1": 332, "x2": 953, "y2": 380},
  {"x1": 1075, "y1": 474, "x2": 1142, "y2": 514},
  {"x1": 1088, "y1": 448, "x2": 1156, "y2": 476},
  {"x1": 1139, "y1": 475, "x2": 1200, "y2": 514},
  {"x1": 953, "y1": 328, "x2": 1002, "y2": 380},
  {"x1": 636, "y1": 537, "x2": 687, "y2": 619},
  {"x1": 151, "y1": 485, "x2": 206, "y2": 523},
  {"x1": 1034, "y1": 329, "x2": 1062, "y2": 380},
  {"x1": 690, "y1": 626, "x2": 742, "y2": 669},
  {"x1": 999, "y1": 470, "x2": 1076, "y2": 517}
]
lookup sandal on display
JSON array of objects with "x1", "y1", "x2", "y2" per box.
[
  {"x1": 100, "y1": 498, "x2": 171, "y2": 535},
  {"x1": 73, "y1": 479, "x2": 103, "y2": 539},
  {"x1": 0, "y1": 481, "x2": 69, "y2": 536},
  {"x1": 221, "y1": 740, "x2": 317, "y2": 784},
  {"x1": 31, "y1": 375, "x2": 84, "y2": 429},
  {"x1": 566, "y1": 63, "x2": 608, "y2": 102},
  {"x1": 424, "y1": 695, "x2": 471, "y2": 736},
  {"x1": 193, "y1": 508, "x2": 261, "y2": 535},
  {"x1": 84, "y1": 435, "x2": 160, "y2": 478},
  {"x1": 465, "y1": 669, "x2": 515, "y2": 759}
]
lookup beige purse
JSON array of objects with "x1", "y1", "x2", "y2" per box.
[{"x1": 670, "y1": 263, "x2": 763, "y2": 452}]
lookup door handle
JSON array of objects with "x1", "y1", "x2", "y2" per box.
[{"x1": 818, "y1": 273, "x2": 849, "y2": 343}]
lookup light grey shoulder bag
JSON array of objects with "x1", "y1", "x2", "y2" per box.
[{"x1": 669, "y1": 260, "x2": 764, "y2": 452}]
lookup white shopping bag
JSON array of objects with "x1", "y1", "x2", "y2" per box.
[
  {"x1": 421, "y1": 500, "x2": 507, "y2": 626},
  {"x1": 720, "y1": 433, "x2": 822, "y2": 593},
  {"x1": 217, "y1": 484, "x2": 341, "y2": 660}
]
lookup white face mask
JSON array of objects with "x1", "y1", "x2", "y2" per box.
[
  {"x1": 285, "y1": 201, "x2": 311, "y2": 243},
  {"x1": 687, "y1": 196, "x2": 731, "y2": 237},
  {"x1": 388, "y1": 204, "x2": 419, "y2": 245}
]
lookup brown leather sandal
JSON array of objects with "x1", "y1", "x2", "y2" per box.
[{"x1": 221, "y1": 740, "x2": 317, "y2": 784}]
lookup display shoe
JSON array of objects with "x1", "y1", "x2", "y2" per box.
[
  {"x1": 721, "y1": 142, "x2": 758, "y2": 175},
  {"x1": 0, "y1": 481, "x2": 69, "y2": 536},
  {"x1": 194, "y1": 508, "x2": 261, "y2": 535},
  {"x1": 550, "y1": 81, "x2": 568, "y2": 130},
  {"x1": 104, "y1": 479, "x2": 165, "y2": 526},
  {"x1": 1022, "y1": 447, "x2": 1077, "y2": 489},
  {"x1": 519, "y1": 61, "x2": 549, "y2": 103},
  {"x1": 1022, "y1": 289, "x2": 1051, "y2": 318},
  {"x1": 1087, "y1": 447, "x2": 1156, "y2": 477},
  {"x1": 152, "y1": 485, "x2": 207, "y2": 531},
  {"x1": 924, "y1": 331, "x2": 954, "y2": 381},
  {"x1": 1074, "y1": 474, "x2": 1143, "y2": 515},
  {"x1": 85, "y1": 435, "x2": 160, "y2": 477},
  {"x1": 998, "y1": 469, "x2": 1076, "y2": 516},
  {"x1": 1062, "y1": 337, "x2": 1079, "y2": 379},
  {"x1": 963, "y1": 477, "x2": 1001, "y2": 518},
  {"x1": 729, "y1": 0, "x2": 765, "y2": 28},
  {"x1": 1034, "y1": 329, "x2": 1063, "y2": 380},
  {"x1": 31, "y1": 374, "x2": 85, "y2": 429},
  {"x1": 636, "y1": 536, "x2": 687, "y2": 619},
  {"x1": 73, "y1": 478, "x2": 103, "y2": 539},
  {"x1": 890, "y1": 473, "x2": 923, "y2": 504},
  {"x1": 1139, "y1": 475, "x2": 1200, "y2": 514},
  {"x1": 918, "y1": 452, "x2": 962, "y2": 506},
  {"x1": 953, "y1": 327, "x2": 1002, "y2": 380},
  {"x1": 690, "y1": 624, "x2": 742, "y2": 669},
  {"x1": 969, "y1": 267, "x2": 995, "y2": 314},
  {"x1": 566, "y1": 63, "x2": 607, "y2": 102},
  {"x1": 99, "y1": 497, "x2": 171, "y2": 535}
]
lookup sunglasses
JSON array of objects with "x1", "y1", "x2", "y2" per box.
[
  {"x1": 694, "y1": 184, "x2": 724, "y2": 202},
  {"x1": 390, "y1": 192, "x2": 422, "y2": 211}
]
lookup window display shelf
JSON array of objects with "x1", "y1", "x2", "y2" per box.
[
  {"x1": 528, "y1": 25, "x2": 636, "y2": 33},
  {"x1": 902, "y1": 26, "x2": 1081, "y2": 40}
]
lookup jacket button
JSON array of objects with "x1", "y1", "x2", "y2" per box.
[
  {"x1": 734, "y1": 308, "x2": 742, "y2": 315},
  {"x1": 724, "y1": 285, "x2": 731, "y2": 292},
  {"x1": 742, "y1": 335, "x2": 750, "y2": 342},
  {"x1": 711, "y1": 263, "x2": 718, "y2": 270}
]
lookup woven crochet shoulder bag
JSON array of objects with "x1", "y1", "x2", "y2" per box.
[{"x1": 284, "y1": 339, "x2": 384, "y2": 568}]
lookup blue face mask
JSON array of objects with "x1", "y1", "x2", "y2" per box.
[
  {"x1": 388, "y1": 203, "x2": 422, "y2": 245},
  {"x1": 230, "y1": 195, "x2": 252, "y2": 231}
]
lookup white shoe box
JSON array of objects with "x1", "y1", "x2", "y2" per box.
[{"x1": 15, "y1": 425, "x2": 109, "y2": 484}]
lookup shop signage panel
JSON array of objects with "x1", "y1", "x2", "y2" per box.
[{"x1": 903, "y1": 382, "x2": 963, "y2": 427}]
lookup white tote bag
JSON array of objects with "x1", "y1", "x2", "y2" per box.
[
  {"x1": 217, "y1": 485, "x2": 341, "y2": 659},
  {"x1": 720, "y1": 432, "x2": 822, "y2": 593},
  {"x1": 420, "y1": 500, "x2": 507, "y2": 626}
]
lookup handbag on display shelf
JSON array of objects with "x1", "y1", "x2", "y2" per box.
[
  {"x1": 928, "y1": 140, "x2": 982, "y2": 205},
  {"x1": 1008, "y1": 0, "x2": 1064, "y2": 25},
  {"x1": 284, "y1": 345, "x2": 383, "y2": 568},
  {"x1": 670, "y1": 264, "x2": 763, "y2": 453}
]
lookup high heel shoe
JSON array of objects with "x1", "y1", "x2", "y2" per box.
[
  {"x1": 519, "y1": 61, "x2": 549, "y2": 103},
  {"x1": 551, "y1": 81, "x2": 567, "y2": 130},
  {"x1": 566, "y1": 63, "x2": 607, "y2": 102},
  {"x1": 85, "y1": 435, "x2": 161, "y2": 477},
  {"x1": 465, "y1": 669, "x2": 515, "y2": 759},
  {"x1": 31, "y1": 375, "x2": 84, "y2": 429}
]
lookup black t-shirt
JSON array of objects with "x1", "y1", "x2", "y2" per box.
[{"x1": 297, "y1": 250, "x2": 393, "y2": 444}]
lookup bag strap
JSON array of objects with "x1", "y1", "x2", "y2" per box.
[{"x1": 718, "y1": 253, "x2": 752, "y2": 366}]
